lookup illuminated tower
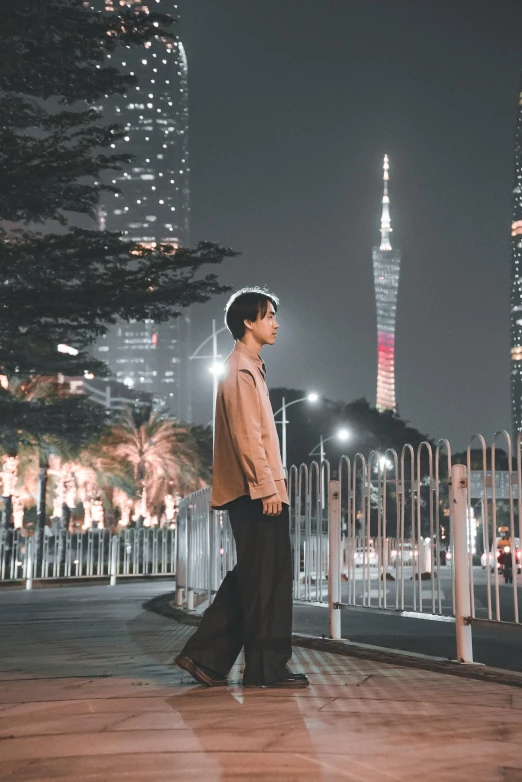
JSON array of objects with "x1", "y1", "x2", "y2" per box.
[
  {"x1": 93, "y1": 0, "x2": 192, "y2": 421},
  {"x1": 372, "y1": 155, "x2": 401, "y2": 413},
  {"x1": 511, "y1": 81, "x2": 522, "y2": 439}
]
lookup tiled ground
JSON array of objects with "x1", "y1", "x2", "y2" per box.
[{"x1": 0, "y1": 582, "x2": 522, "y2": 781}]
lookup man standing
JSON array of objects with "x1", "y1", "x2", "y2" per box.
[{"x1": 175, "y1": 287, "x2": 309, "y2": 689}]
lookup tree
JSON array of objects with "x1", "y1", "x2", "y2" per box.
[
  {"x1": 188, "y1": 425, "x2": 213, "y2": 484},
  {"x1": 0, "y1": 0, "x2": 237, "y2": 489},
  {"x1": 269, "y1": 389, "x2": 432, "y2": 470},
  {"x1": 98, "y1": 407, "x2": 206, "y2": 523},
  {"x1": 0, "y1": 377, "x2": 110, "y2": 538},
  {"x1": 0, "y1": 236, "x2": 236, "y2": 379},
  {"x1": 0, "y1": 2, "x2": 237, "y2": 375}
]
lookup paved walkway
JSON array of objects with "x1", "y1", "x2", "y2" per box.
[{"x1": 1, "y1": 582, "x2": 522, "y2": 781}]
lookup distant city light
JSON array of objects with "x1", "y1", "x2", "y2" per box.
[{"x1": 94, "y1": 27, "x2": 190, "y2": 417}]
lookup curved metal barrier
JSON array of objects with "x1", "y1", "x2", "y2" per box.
[
  {"x1": 172, "y1": 434, "x2": 522, "y2": 666},
  {"x1": 3, "y1": 432, "x2": 522, "y2": 665},
  {"x1": 0, "y1": 527, "x2": 177, "y2": 585}
]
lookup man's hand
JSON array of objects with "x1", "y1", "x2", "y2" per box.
[{"x1": 262, "y1": 493, "x2": 282, "y2": 517}]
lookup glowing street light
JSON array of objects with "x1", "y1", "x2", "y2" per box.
[
  {"x1": 57, "y1": 344, "x2": 78, "y2": 356},
  {"x1": 309, "y1": 429, "x2": 351, "y2": 509},
  {"x1": 208, "y1": 361, "x2": 225, "y2": 377},
  {"x1": 273, "y1": 393, "x2": 320, "y2": 469},
  {"x1": 190, "y1": 319, "x2": 228, "y2": 453},
  {"x1": 379, "y1": 455, "x2": 392, "y2": 470},
  {"x1": 309, "y1": 429, "x2": 352, "y2": 462}
]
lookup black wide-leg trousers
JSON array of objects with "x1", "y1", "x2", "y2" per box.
[{"x1": 180, "y1": 496, "x2": 293, "y2": 686}]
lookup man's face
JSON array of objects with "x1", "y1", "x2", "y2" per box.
[{"x1": 246, "y1": 303, "x2": 279, "y2": 346}]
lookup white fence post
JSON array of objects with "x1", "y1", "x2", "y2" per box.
[
  {"x1": 209, "y1": 509, "x2": 219, "y2": 604},
  {"x1": 451, "y1": 464, "x2": 473, "y2": 663},
  {"x1": 328, "y1": 480, "x2": 342, "y2": 640},
  {"x1": 109, "y1": 536, "x2": 117, "y2": 587},
  {"x1": 186, "y1": 504, "x2": 194, "y2": 611},
  {"x1": 175, "y1": 510, "x2": 183, "y2": 606},
  {"x1": 25, "y1": 537, "x2": 33, "y2": 591}
]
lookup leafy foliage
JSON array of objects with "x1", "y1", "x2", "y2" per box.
[
  {"x1": 0, "y1": 0, "x2": 237, "y2": 462},
  {"x1": 269, "y1": 389, "x2": 433, "y2": 471},
  {"x1": 0, "y1": 235, "x2": 237, "y2": 377},
  {"x1": 97, "y1": 407, "x2": 208, "y2": 516},
  {"x1": 0, "y1": 377, "x2": 110, "y2": 455}
]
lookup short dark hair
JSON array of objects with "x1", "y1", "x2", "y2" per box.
[{"x1": 225, "y1": 287, "x2": 279, "y2": 340}]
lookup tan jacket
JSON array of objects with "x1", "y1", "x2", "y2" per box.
[{"x1": 211, "y1": 341, "x2": 288, "y2": 509}]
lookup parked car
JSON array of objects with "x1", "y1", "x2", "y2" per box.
[
  {"x1": 353, "y1": 547, "x2": 378, "y2": 567},
  {"x1": 390, "y1": 543, "x2": 418, "y2": 567}
]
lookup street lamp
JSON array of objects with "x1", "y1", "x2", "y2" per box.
[
  {"x1": 189, "y1": 319, "x2": 228, "y2": 453},
  {"x1": 309, "y1": 428, "x2": 351, "y2": 463},
  {"x1": 309, "y1": 429, "x2": 350, "y2": 509},
  {"x1": 273, "y1": 393, "x2": 320, "y2": 469}
]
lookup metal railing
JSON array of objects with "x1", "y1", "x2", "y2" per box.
[
  {"x1": 173, "y1": 433, "x2": 522, "y2": 666},
  {"x1": 3, "y1": 431, "x2": 522, "y2": 666},
  {"x1": 175, "y1": 487, "x2": 236, "y2": 611},
  {"x1": 0, "y1": 527, "x2": 176, "y2": 586},
  {"x1": 287, "y1": 450, "x2": 446, "y2": 614}
]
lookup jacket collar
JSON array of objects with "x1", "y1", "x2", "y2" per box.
[{"x1": 234, "y1": 340, "x2": 266, "y2": 376}]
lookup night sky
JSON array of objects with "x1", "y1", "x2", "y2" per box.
[{"x1": 178, "y1": 0, "x2": 522, "y2": 449}]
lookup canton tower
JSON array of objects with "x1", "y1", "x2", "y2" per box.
[
  {"x1": 511, "y1": 80, "x2": 522, "y2": 440},
  {"x1": 372, "y1": 155, "x2": 401, "y2": 413}
]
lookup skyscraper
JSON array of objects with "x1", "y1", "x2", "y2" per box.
[
  {"x1": 511, "y1": 81, "x2": 522, "y2": 440},
  {"x1": 372, "y1": 155, "x2": 401, "y2": 413},
  {"x1": 93, "y1": 0, "x2": 192, "y2": 421}
]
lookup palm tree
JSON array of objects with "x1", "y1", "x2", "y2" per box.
[
  {"x1": 100, "y1": 407, "x2": 206, "y2": 523},
  {"x1": 5, "y1": 375, "x2": 107, "y2": 531}
]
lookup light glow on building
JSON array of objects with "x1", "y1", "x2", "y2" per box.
[
  {"x1": 511, "y1": 86, "x2": 522, "y2": 439},
  {"x1": 372, "y1": 155, "x2": 401, "y2": 413},
  {"x1": 93, "y1": 0, "x2": 192, "y2": 421}
]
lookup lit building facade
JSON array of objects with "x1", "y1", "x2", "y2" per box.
[
  {"x1": 93, "y1": 0, "x2": 192, "y2": 421},
  {"x1": 372, "y1": 155, "x2": 401, "y2": 413},
  {"x1": 511, "y1": 82, "x2": 522, "y2": 440}
]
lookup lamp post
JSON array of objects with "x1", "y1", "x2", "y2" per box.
[
  {"x1": 273, "y1": 393, "x2": 319, "y2": 469},
  {"x1": 309, "y1": 429, "x2": 351, "y2": 460},
  {"x1": 189, "y1": 319, "x2": 228, "y2": 453},
  {"x1": 309, "y1": 429, "x2": 351, "y2": 509}
]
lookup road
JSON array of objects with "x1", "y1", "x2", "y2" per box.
[
  {"x1": 293, "y1": 565, "x2": 522, "y2": 673},
  {"x1": 298, "y1": 565, "x2": 522, "y2": 621}
]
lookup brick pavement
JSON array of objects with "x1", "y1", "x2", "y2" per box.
[{"x1": 1, "y1": 582, "x2": 522, "y2": 781}]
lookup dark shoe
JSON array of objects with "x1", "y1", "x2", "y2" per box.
[
  {"x1": 174, "y1": 655, "x2": 227, "y2": 687},
  {"x1": 245, "y1": 672, "x2": 310, "y2": 689}
]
